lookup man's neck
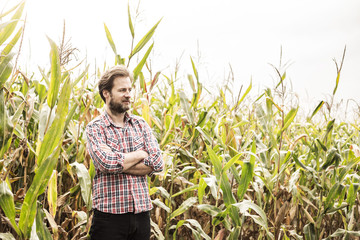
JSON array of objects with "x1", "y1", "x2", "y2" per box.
[{"x1": 105, "y1": 106, "x2": 126, "y2": 127}]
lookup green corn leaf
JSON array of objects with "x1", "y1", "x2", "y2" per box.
[
  {"x1": 333, "y1": 72, "x2": 340, "y2": 95},
  {"x1": 38, "y1": 66, "x2": 50, "y2": 86},
  {"x1": 179, "y1": 91, "x2": 194, "y2": 124},
  {"x1": 0, "y1": 180, "x2": 21, "y2": 236},
  {"x1": 233, "y1": 200, "x2": 272, "y2": 238},
  {"x1": 0, "y1": 52, "x2": 15, "y2": 89},
  {"x1": 338, "y1": 157, "x2": 360, "y2": 182},
  {"x1": 35, "y1": 205, "x2": 52, "y2": 240},
  {"x1": 303, "y1": 223, "x2": 316, "y2": 240},
  {"x1": 71, "y1": 162, "x2": 92, "y2": 209},
  {"x1": 324, "y1": 119, "x2": 335, "y2": 140},
  {"x1": 324, "y1": 183, "x2": 343, "y2": 212},
  {"x1": 0, "y1": 91, "x2": 16, "y2": 159},
  {"x1": 128, "y1": 3, "x2": 134, "y2": 38},
  {"x1": 0, "y1": 2, "x2": 25, "y2": 46},
  {"x1": 320, "y1": 148, "x2": 338, "y2": 170},
  {"x1": 205, "y1": 145, "x2": 222, "y2": 180},
  {"x1": 197, "y1": 204, "x2": 221, "y2": 216},
  {"x1": 139, "y1": 72, "x2": 147, "y2": 93},
  {"x1": 38, "y1": 77, "x2": 71, "y2": 166},
  {"x1": 104, "y1": 23, "x2": 117, "y2": 55},
  {"x1": 281, "y1": 107, "x2": 298, "y2": 132},
  {"x1": 198, "y1": 177, "x2": 206, "y2": 204},
  {"x1": 129, "y1": 18, "x2": 162, "y2": 60},
  {"x1": 293, "y1": 154, "x2": 309, "y2": 170},
  {"x1": 188, "y1": 74, "x2": 195, "y2": 92},
  {"x1": 19, "y1": 146, "x2": 61, "y2": 238},
  {"x1": 169, "y1": 197, "x2": 197, "y2": 220},
  {"x1": 309, "y1": 101, "x2": 324, "y2": 120},
  {"x1": 46, "y1": 37, "x2": 61, "y2": 109},
  {"x1": 47, "y1": 170, "x2": 57, "y2": 217},
  {"x1": 191, "y1": 84, "x2": 202, "y2": 109},
  {"x1": 171, "y1": 185, "x2": 198, "y2": 198},
  {"x1": 133, "y1": 43, "x2": 154, "y2": 80},
  {"x1": 237, "y1": 141, "x2": 256, "y2": 200},
  {"x1": 1, "y1": 27, "x2": 22, "y2": 56},
  {"x1": 232, "y1": 79, "x2": 252, "y2": 112},
  {"x1": 0, "y1": 1, "x2": 24, "y2": 18},
  {"x1": 212, "y1": 208, "x2": 229, "y2": 226},
  {"x1": 72, "y1": 64, "x2": 89, "y2": 88},
  {"x1": 223, "y1": 153, "x2": 242, "y2": 173},
  {"x1": 190, "y1": 56, "x2": 198, "y2": 81},
  {"x1": 316, "y1": 138, "x2": 327, "y2": 152}
]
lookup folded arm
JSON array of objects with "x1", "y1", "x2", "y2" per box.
[{"x1": 86, "y1": 124, "x2": 148, "y2": 173}]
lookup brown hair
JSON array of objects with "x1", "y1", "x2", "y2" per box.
[{"x1": 98, "y1": 65, "x2": 133, "y2": 102}]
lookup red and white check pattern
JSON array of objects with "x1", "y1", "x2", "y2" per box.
[{"x1": 86, "y1": 112, "x2": 163, "y2": 214}]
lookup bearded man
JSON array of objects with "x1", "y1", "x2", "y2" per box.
[{"x1": 86, "y1": 65, "x2": 163, "y2": 239}]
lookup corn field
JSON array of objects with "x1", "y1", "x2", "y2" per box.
[{"x1": 1, "y1": 2, "x2": 360, "y2": 240}]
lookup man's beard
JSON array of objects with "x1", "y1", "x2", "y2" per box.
[{"x1": 109, "y1": 96, "x2": 130, "y2": 114}]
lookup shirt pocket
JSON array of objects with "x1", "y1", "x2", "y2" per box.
[
  {"x1": 133, "y1": 135, "x2": 144, "y2": 151},
  {"x1": 106, "y1": 136, "x2": 122, "y2": 151}
]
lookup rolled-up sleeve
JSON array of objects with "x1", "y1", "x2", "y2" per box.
[
  {"x1": 141, "y1": 120, "x2": 163, "y2": 174},
  {"x1": 86, "y1": 123, "x2": 125, "y2": 173}
]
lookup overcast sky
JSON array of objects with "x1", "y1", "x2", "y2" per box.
[{"x1": 6, "y1": 0, "x2": 360, "y2": 109}]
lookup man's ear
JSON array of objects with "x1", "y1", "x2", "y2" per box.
[
  {"x1": 103, "y1": 90, "x2": 110, "y2": 98},
  {"x1": 103, "y1": 90, "x2": 110, "y2": 103}
]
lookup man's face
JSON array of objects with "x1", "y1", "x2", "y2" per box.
[{"x1": 106, "y1": 76, "x2": 132, "y2": 114}]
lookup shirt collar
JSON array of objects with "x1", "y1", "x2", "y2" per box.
[{"x1": 101, "y1": 111, "x2": 132, "y2": 127}]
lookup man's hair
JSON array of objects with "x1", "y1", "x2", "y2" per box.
[{"x1": 98, "y1": 65, "x2": 133, "y2": 103}]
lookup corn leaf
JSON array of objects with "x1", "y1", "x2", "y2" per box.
[
  {"x1": 0, "y1": 180, "x2": 21, "y2": 236},
  {"x1": 128, "y1": 3, "x2": 134, "y2": 38},
  {"x1": 1, "y1": 27, "x2": 22, "y2": 56},
  {"x1": 70, "y1": 162, "x2": 92, "y2": 209},
  {"x1": 281, "y1": 107, "x2": 298, "y2": 132},
  {"x1": 129, "y1": 18, "x2": 162, "y2": 59},
  {"x1": 47, "y1": 170, "x2": 57, "y2": 217},
  {"x1": 169, "y1": 197, "x2": 197, "y2": 220},
  {"x1": 179, "y1": 91, "x2": 194, "y2": 124},
  {"x1": 35, "y1": 205, "x2": 52, "y2": 240},
  {"x1": 18, "y1": 146, "x2": 61, "y2": 238},
  {"x1": 104, "y1": 23, "x2": 117, "y2": 55},
  {"x1": 198, "y1": 177, "x2": 206, "y2": 204},
  {"x1": 38, "y1": 77, "x2": 71, "y2": 166},
  {"x1": 0, "y1": 52, "x2": 15, "y2": 89},
  {"x1": 190, "y1": 56, "x2": 198, "y2": 81},
  {"x1": 0, "y1": 2, "x2": 25, "y2": 46},
  {"x1": 0, "y1": 233, "x2": 16, "y2": 240},
  {"x1": 133, "y1": 43, "x2": 154, "y2": 80},
  {"x1": 237, "y1": 141, "x2": 256, "y2": 200},
  {"x1": 46, "y1": 37, "x2": 61, "y2": 109}
]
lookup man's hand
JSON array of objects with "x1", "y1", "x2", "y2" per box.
[{"x1": 100, "y1": 144, "x2": 112, "y2": 152}]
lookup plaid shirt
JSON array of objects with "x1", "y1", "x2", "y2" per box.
[{"x1": 86, "y1": 111, "x2": 163, "y2": 214}]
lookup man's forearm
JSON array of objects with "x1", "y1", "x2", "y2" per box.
[
  {"x1": 123, "y1": 162, "x2": 153, "y2": 176},
  {"x1": 122, "y1": 150, "x2": 148, "y2": 172}
]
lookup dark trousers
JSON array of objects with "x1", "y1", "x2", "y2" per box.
[{"x1": 89, "y1": 209, "x2": 150, "y2": 240}]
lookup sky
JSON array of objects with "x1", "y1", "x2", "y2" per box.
[{"x1": 3, "y1": 0, "x2": 360, "y2": 113}]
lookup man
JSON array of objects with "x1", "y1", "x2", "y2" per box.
[{"x1": 86, "y1": 65, "x2": 163, "y2": 239}]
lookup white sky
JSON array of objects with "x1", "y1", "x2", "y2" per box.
[{"x1": 4, "y1": 0, "x2": 360, "y2": 110}]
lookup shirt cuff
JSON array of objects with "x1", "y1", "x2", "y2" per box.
[{"x1": 143, "y1": 157, "x2": 155, "y2": 176}]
